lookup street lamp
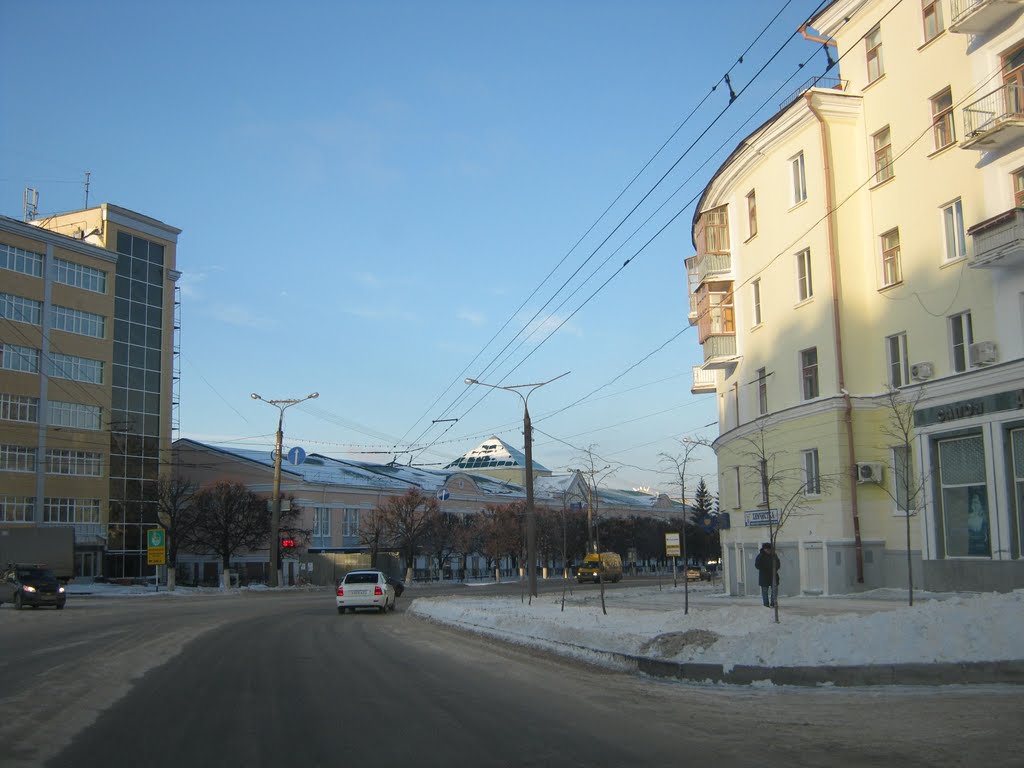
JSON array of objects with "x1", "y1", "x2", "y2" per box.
[
  {"x1": 464, "y1": 372, "x2": 569, "y2": 597},
  {"x1": 251, "y1": 391, "x2": 318, "y2": 587}
]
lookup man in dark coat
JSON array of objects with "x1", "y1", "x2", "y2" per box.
[{"x1": 754, "y1": 542, "x2": 780, "y2": 607}]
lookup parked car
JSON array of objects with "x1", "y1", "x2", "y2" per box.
[
  {"x1": 686, "y1": 566, "x2": 713, "y2": 582},
  {"x1": 336, "y1": 570, "x2": 396, "y2": 614},
  {"x1": 0, "y1": 564, "x2": 67, "y2": 609}
]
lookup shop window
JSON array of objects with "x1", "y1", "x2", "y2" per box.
[
  {"x1": 1012, "y1": 429, "x2": 1024, "y2": 558},
  {"x1": 938, "y1": 435, "x2": 990, "y2": 557}
]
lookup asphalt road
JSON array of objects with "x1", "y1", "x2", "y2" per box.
[{"x1": 2, "y1": 589, "x2": 1023, "y2": 768}]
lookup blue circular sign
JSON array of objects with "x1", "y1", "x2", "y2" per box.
[
  {"x1": 287, "y1": 446, "x2": 306, "y2": 465},
  {"x1": 436, "y1": 488, "x2": 450, "y2": 501}
]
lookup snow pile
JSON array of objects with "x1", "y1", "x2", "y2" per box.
[{"x1": 407, "y1": 587, "x2": 1024, "y2": 669}]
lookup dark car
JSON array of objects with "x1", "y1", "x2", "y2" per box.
[
  {"x1": 386, "y1": 576, "x2": 405, "y2": 597},
  {"x1": 0, "y1": 564, "x2": 67, "y2": 610}
]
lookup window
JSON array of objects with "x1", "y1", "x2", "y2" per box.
[
  {"x1": 54, "y1": 258, "x2": 107, "y2": 294},
  {"x1": 0, "y1": 445, "x2": 36, "y2": 472},
  {"x1": 922, "y1": 0, "x2": 944, "y2": 43},
  {"x1": 342, "y1": 508, "x2": 360, "y2": 538},
  {"x1": 0, "y1": 293, "x2": 42, "y2": 325},
  {"x1": 48, "y1": 401, "x2": 102, "y2": 430},
  {"x1": 43, "y1": 498, "x2": 101, "y2": 524},
  {"x1": 746, "y1": 190, "x2": 758, "y2": 238},
  {"x1": 752, "y1": 279, "x2": 762, "y2": 326},
  {"x1": 1014, "y1": 168, "x2": 1024, "y2": 207},
  {"x1": 48, "y1": 353, "x2": 103, "y2": 385},
  {"x1": 759, "y1": 459, "x2": 769, "y2": 505},
  {"x1": 892, "y1": 445, "x2": 913, "y2": 514},
  {"x1": 0, "y1": 496, "x2": 34, "y2": 522},
  {"x1": 881, "y1": 228, "x2": 902, "y2": 287},
  {"x1": 0, "y1": 244, "x2": 43, "y2": 277},
  {"x1": 756, "y1": 367, "x2": 768, "y2": 415},
  {"x1": 0, "y1": 344, "x2": 40, "y2": 374},
  {"x1": 931, "y1": 88, "x2": 954, "y2": 150},
  {"x1": 52, "y1": 306, "x2": 106, "y2": 339},
  {"x1": 1012, "y1": 429, "x2": 1024, "y2": 557},
  {"x1": 796, "y1": 248, "x2": 813, "y2": 301},
  {"x1": 866, "y1": 25, "x2": 884, "y2": 83},
  {"x1": 732, "y1": 466, "x2": 742, "y2": 509},
  {"x1": 0, "y1": 394, "x2": 38, "y2": 423},
  {"x1": 873, "y1": 127, "x2": 894, "y2": 183},
  {"x1": 802, "y1": 449, "x2": 821, "y2": 496},
  {"x1": 313, "y1": 507, "x2": 332, "y2": 547},
  {"x1": 887, "y1": 332, "x2": 910, "y2": 387},
  {"x1": 942, "y1": 199, "x2": 966, "y2": 262},
  {"x1": 46, "y1": 449, "x2": 102, "y2": 476},
  {"x1": 950, "y1": 311, "x2": 974, "y2": 372},
  {"x1": 790, "y1": 152, "x2": 807, "y2": 205},
  {"x1": 937, "y1": 435, "x2": 989, "y2": 557},
  {"x1": 800, "y1": 347, "x2": 819, "y2": 400}
]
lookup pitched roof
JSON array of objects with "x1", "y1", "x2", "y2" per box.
[{"x1": 443, "y1": 436, "x2": 550, "y2": 473}]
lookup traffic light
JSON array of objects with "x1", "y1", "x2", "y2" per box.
[{"x1": 281, "y1": 537, "x2": 296, "y2": 549}]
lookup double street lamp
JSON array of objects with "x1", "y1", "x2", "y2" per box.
[
  {"x1": 251, "y1": 391, "x2": 318, "y2": 587},
  {"x1": 464, "y1": 372, "x2": 569, "y2": 597}
]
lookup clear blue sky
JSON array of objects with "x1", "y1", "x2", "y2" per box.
[{"x1": 2, "y1": 0, "x2": 830, "y2": 496}]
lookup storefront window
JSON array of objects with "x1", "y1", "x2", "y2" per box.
[
  {"x1": 1013, "y1": 429, "x2": 1024, "y2": 558},
  {"x1": 938, "y1": 435, "x2": 990, "y2": 557}
]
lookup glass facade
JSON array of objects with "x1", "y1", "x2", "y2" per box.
[{"x1": 107, "y1": 231, "x2": 165, "y2": 576}]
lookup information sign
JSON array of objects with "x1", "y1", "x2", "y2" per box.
[{"x1": 147, "y1": 529, "x2": 166, "y2": 566}]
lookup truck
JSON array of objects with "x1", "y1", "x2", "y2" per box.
[
  {"x1": 576, "y1": 552, "x2": 623, "y2": 583},
  {"x1": 0, "y1": 525, "x2": 75, "y2": 582}
]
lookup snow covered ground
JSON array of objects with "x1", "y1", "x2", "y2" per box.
[{"x1": 406, "y1": 582, "x2": 1024, "y2": 671}]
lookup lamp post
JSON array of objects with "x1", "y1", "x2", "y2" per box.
[
  {"x1": 465, "y1": 372, "x2": 569, "y2": 597},
  {"x1": 251, "y1": 391, "x2": 318, "y2": 587}
]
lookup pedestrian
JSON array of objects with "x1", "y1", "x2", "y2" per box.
[{"x1": 755, "y1": 542, "x2": 780, "y2": 607}]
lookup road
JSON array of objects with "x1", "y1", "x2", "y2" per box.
[{"x1": 2, "y1": 588, "x2": 1023, "y2": 768}]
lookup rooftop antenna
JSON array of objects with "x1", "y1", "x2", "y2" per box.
[
  {"x1": 84, "y1": 171, "x2": 91, "y2": 208},
  {"x1": 23, "y1": 188, "x2": 38, "y2": 222}
]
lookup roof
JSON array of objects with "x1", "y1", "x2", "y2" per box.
[{"x1": 443, "y1": 436, "x2": 550, "y2": 473}]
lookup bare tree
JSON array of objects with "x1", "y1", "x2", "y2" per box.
[
  {"x1": 189, "y1": 481, "x2": 272, "y2": 582},
  {"x1": 879, "y1": 386, "x2": 929, "y2": 606},
  {"x1": 379, "y1": 489, "x2": 439, "y2": 584},
  {"x1": 479, "y1": 503, "x2": 521, "y2": 582},
  {"x1": 156, "y1": 474, "x2": 199, "y2": 590},
  {"x1": 358, "y1": 505, "x2": 390, "y2": 569},
  {"x1": 659, "y1": 436, "x2": 709, "y2": 615},
  {"x1": 422, "y1": 511, "x2": 463, "y2": 580}
]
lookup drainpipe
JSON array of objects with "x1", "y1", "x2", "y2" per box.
[
  {"x1": 806, "y1": 93, "x2": 865, "y2": 583},
  {"x1": 799, "y1": 23, "x2": 838, "y2": 47}
]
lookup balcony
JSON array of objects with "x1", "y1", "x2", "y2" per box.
[
  {"x1": 967, "y1": 207, "x2": 1024, "y2": 268},
  {"x1": 950, "y1": 0, "x2": 1024, "y2": 34},
  {"x1": 961, "y1": 82, "x2": 1024, "y2": 150},
  {"x1": 695, "y1": 252, "x2": 732, "y2": 284},
  {"x1": 702, "y1": 334, "x2": 738, "y2": 369},
  {"x1": 691, "y1": 366, "x2": 717, "y2": 394}
]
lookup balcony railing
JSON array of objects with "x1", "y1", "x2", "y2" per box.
[
  {"x1": 950, "y1": 0, "x2": 1024, "y2": 34},
  {"x1": 702, "y1": 334, "x2": 738, "y2": 367},
  {"x1": 695, "y1": 252, "x2": 732, "y2": 284},
  {"x1": 967, "y1": 207, "x2": 1024, "y2": 268},
  {"x1": 779, "y1": 75, "x2": 847, "y2": 112},
  {"x1": 691, "y1": 366, "x2": 717, "y2": 394},
  {"x1": 962, "y1": 82, "x2": 1024, "y2": 149}
]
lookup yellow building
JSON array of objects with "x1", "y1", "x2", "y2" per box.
[
  {"x1": 1, "y1": 204, "x2": 181, "y2": 578},
  {"x1": 689, "y1": 0, "x2": 1024, "y2": 595}
]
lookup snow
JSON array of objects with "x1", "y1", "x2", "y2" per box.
[{"x1": 406, "y1": 583, "x2": 1024, "y2": 672}]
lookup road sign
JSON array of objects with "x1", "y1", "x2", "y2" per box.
[
  {"x1": 665, "y1": 532, "x2": 681, "y2": 557},
  {"x1": 436, "y1": 488, "x2": 450, "y2": 501},
  {"x1": 147, "y1": 529, "x2": 166, "y2": 566},
  {"x1": 287, "y1": 446, "x2": 306, "y2": 465}
]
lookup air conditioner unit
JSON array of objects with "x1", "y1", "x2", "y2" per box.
[
  {"x1": 856, "y1": 462, "x2": 884, "y2": 484},
  {"x1": 968, "y1": 341, "x2": 998, "y2": 366},
  {"x1": 910, "y1": 361, "x2": 934, "y2": 381}
]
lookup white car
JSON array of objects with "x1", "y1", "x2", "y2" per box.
[{"x1": 336, "y1": 570, "x2": 396, "y2": 614}]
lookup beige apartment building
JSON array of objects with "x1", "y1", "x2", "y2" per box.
[
  {"x1": 0, "y1": 204, "x2": 181, "y2": 578},
  {"x1": 688, "y1": 0, "x2": 1024, "y2": 596}
]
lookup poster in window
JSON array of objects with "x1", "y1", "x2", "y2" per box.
[{"x1": 967, "y1": 486, "x2": 990, "y2": 557}]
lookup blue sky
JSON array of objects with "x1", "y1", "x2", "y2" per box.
[{"x1": 2, "y1": 0, "x2": 830, "y2": 496}]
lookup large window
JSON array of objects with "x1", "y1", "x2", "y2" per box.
[
  {"x1": 0, "y1": 293, "x2": 42, "y2": 325},
  {"x1": 938, "y1": 435, "x2": 990, "y2": 557},
  {"x1": 0, "y1": 445, "x2": 36, "y2": 472},
  {"x1": 752, "y1": 279, "x2": 762, "y2": 326},
  {"x1": 746, "y1": 190, "x2": 758, "y2": 238},
  {"x1": 1012, "y1": 429, "x2": 1024, "y2": 558},
  {"x1": 343, "y1": 508, "x2": 360, "y2": 538},
  {"x1": 796, "y1": 248, "x2": 813, "y2": 301},
  {"x1": 790, "y1": 152, "x2": 807, "y2": 205},
  {"x1": 0, "y1": 244, "x2": 43, "y2": 277},
  {"x1": 0, "y1": 393, "x2": 38, "y2": 423},
  {"x1": 881, "y1": 228, "x2": 902, "y2": 287},
  {"x1": 922, "y1": 0, "x2": 944, "y2": 43},
  {"x1": 48, "y1": 353, "x2": 103, "y2": 385},
  {"x1": 0, "y1": 496, "x2": 34, "y2": 522},
  {"x1": 931, "y1": 88, "x2": 954, "y2": 150},
  {"x1": 48, "y1": 401, "x2": 102, "y2": 430},
  {"x1": 873, "y1": 127, "x2": 894, "y2": 183},
  {"x1": 802, "y1": 449, "x2": 821, "y2": 496},
  {"x1": 756, "y1": 366, "x2": 768, "y2": 415},
  {"x1": 43, "y1": 498, "x2": 101, "y2": 524},
  {"x1": 866, "y1": 25, "x2": 884, "y2": 83},
  {"x1": 52, "y1": 305, "x2": 106, "y2": 339},
  {"x1": 46, "y1": 449, "x2": 103, "y2": 476},
  {"x1": 942, "y1": 199, "x2": 966, "y2": 262},
  {"x1": 950, "y1": 311, "x2": 974, "y2": 373},
  {"x1": 887, "y1": 332, "x2": 909, "y2": 387},
  {"x1": 800, "y1": 347, "x2": 819, "y2": 400},
  {"x1": 313, "y1": 507, "x2": 332, "y2": 548},
  {"x1": 0, "y1": 344, "x2": 39, "y2": 374},
  {"x1": 55, "y1": 258, "x2": 107, "y2": 294}
]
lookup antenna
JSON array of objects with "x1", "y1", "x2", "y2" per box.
[
  {"x1": 84, "y1": 171, "x2": 91, "y2": 208},
  {"x1": 23, "y1": 188, "x2": 38, "y2": 222}
]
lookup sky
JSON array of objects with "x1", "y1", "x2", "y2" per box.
[{"x1": 1, "y1": 1, "x2": 835, "y2": 495}]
